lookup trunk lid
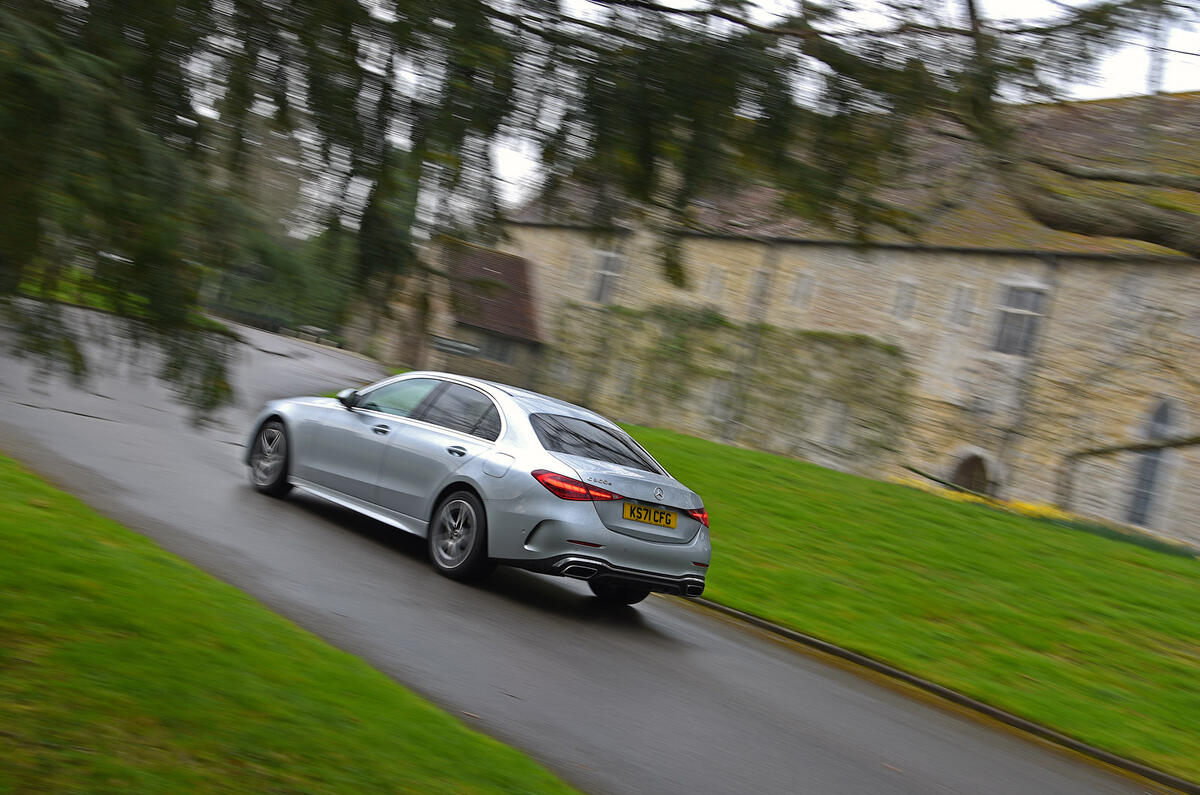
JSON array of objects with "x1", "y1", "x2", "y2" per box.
[{"x1": 551, "y1": 453, "x2": 703, "y2": 544}]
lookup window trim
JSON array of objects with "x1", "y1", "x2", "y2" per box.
[
  {"x1": 354, "y1": 375, "x2": 506, "y2": 444},
  {"x1": 418, "y1": 380, "x2": 506, "y2": 442},
  {"x1": 529, "y1": 412, "x2": 667, "y2": 475},
  {"x1": 1126, "y1": 398, "x2": 1178, "y2": 527},
  {"x1": 892, "y1": 280, "x2": 917, "y2": 321},
  {"x1": 824, "y1": 398, "x2": 851, "y2": 450},
  {"x1": 478, "y1": 334, "x2": 515, "y2": 364},
  {"x1": 703, "y1": 264, "x2": 725, "y2": 302},
  {"x1": 948, "y1": 284, "x2": 976, "y2": 328},
  {"x1": 991, "y1": 283, "x2": 1047, "y2": 356},
  {"x1": 590, "y1": 249, "x2": 622, "y2": 304},
  {"x1": 748, "y1": 269, "x2": 773, "y2": 314},
  {"x1": 790, "y1": 271, "x2": 814, "y2": 309},
  {"x1": 356, "y1": 376, "x2": 443, "y2": 420}
]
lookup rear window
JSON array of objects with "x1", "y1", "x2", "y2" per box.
[{"x1": 529, "y1": 414, "x2": 662, "y2": 474}]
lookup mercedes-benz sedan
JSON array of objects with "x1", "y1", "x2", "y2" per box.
[{"x1": 245, "y1": 371, "x2": 710, "y2": 604}]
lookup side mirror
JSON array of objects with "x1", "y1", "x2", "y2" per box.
[{"x1": 336, "y1": 388, "x2": 359, "y2": 409}]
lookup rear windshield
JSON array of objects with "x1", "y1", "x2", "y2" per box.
[{"x1": 529, "y1": 414, "x2": 663, "y2": 474}]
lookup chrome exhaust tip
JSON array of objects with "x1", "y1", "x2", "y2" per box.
[
  {"x1": 562, "y1": 564, "x2": 598, "y2": 580},
  {"x1": 684, "y1": 583, "x2": 704, "y2": 597}
]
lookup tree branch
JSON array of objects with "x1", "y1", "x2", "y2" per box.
[
  {"x1": 990, "y1": 156, "x2": 1200, "y2": 258},
  {"x1": 587, "y1": 0, "x2": 820, "y2": 39},
  {"x1": 1026, "y1": 155, "x2": 1200, "y2": 192},
  {"x1": 587, "y1": 0, "x2": 936, "y2": 102}
]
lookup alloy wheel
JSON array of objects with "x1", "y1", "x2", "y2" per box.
[
  {"x1": 251, "y1": 426, "x2": 285, "y2": 486},
  {"x1": 433, "y1": 498, "x2": 477, "y2": 569}
]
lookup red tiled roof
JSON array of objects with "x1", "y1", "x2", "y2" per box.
[{"x1": 443, "y1": 242, "x2": 541, "y2": 343}]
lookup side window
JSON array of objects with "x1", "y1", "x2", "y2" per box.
[
  {"x1": 474, "y1": 405, "x2": 502, "y2": 441},
  {"x1": 421, "y1": 384, "x2": 502, "y2": 441},
  {"x1": 358, "y1": 378, "x2": 440, "y2": 418}
]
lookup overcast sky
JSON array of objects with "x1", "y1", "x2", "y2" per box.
[
  {"x1": 495, "y1": 0, "x2": 1200, "y2": 202},
  {"x1": 983, "y1": 0, "x2": 1200, "y2": 98}
]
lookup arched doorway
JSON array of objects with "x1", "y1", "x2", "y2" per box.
[
  {"x1": 950, "y1": 454, "x2": 992, "y2": 495},
  {"x1": 1127, "y1": 400, "x2": 1173, "y2": 526}
]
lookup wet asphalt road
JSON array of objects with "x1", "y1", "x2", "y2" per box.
[{"x1": 0, "y1": 315, "x2": 1162, "y2": 795}]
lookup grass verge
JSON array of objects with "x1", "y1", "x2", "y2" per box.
[
  {"x1": 626, "y1": 424, "x2": 1200, "y2": 782},
  {"x1": 0, "y1": 454, "x2": 575, "y2": 794}
]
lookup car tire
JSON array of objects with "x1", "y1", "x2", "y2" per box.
[
  {"x1": 428, "y1": 490, "x2": 495, "y2": 582},
  {"x1": 248, "y1": 419, "x2": 292, "y2": 497},
  {"x1": 588, "y1": 581, "x2": 651, "y2": 605}
]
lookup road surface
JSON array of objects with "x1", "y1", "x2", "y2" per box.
[{"x1": 0, "y1": 313, "x2": 1162, "y2": 795}]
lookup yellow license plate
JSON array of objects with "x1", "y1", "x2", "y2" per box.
[{"x1": 622, "y1": 503, "x2": 677, "y2": 528}]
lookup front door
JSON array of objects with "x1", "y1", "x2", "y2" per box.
[
  {"x1": 307, "y1": 377, "x2": 442, "y2": 502},
  {"x1": 377, "y1": 382, "x2": 501, "y2": 520}
]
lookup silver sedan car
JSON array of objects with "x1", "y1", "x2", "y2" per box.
[{"x1": 245, "y1": 371, "x2": 710, "y2": 604}]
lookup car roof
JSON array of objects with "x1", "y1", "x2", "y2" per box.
[
  {"x1": 479, "y1": 380, "x2": 615, "y2": 426},
  {"x1": 394, "y1": 371, "x2": 613, "y2": 426}
]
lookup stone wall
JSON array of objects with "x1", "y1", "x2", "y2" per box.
[
  {"x1": 525, "y1": 304, "x2": 912, "y2": 476},
  {"x1": 429, "y1": 323, "x2": 541, "y2": 386},
  {"x1": 1003, "y1": 258, "x2": 1200, "y2": 542},
  {"x1": 499, "y1": 223, "x2": 1200, "y2": 544}
]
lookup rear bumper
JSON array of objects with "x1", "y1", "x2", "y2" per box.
[{"x1": 502, "y1": 554, "x2": 706, "y2": 597}]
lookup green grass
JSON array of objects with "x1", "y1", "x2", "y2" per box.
[
  {"x1": 14, "y1": 267, "x2": 241, "y2": 342},
  {"x1": 0, "y1": 455, "x2": 576, "y2": 794},
  {"x1": 624, "y1": 424, "x2": 1200, "y2": 782}
]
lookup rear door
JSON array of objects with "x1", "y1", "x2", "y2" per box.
[
  {"x1": 376, "y1": 382, "x2": 501, "y2": 520},
  {"x1": 306, "y1": 377, "x2": 441, "y2": 501}
]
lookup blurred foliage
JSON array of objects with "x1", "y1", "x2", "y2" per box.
[
  {"x1": 209, "y1": 220, "x2": 357, "y2": 332},
  {"x1": 0, "y1": 0, "x2": 1191, "y2": 415}
]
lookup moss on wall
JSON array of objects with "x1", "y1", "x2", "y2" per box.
[{"x1": 540, "y1": 304, "x2": 912, "y2": 475}]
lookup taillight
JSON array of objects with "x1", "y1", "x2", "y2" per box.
[
  {"x1": 532, "y1": 470, "x2": 624, "y2": 501},
  {"x1": 687, "y1": 507, "x2": 710, "y2": 528}
]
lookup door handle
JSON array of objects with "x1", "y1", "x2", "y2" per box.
[
  {"x1": 447, "y1": 445, "x2": 467, "y2": 457},
  {"x1": 372, "y1": 424, "x2": 390, "y2": 435}
]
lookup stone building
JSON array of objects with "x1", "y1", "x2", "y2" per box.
[
  {"x1": 428, "y1": 242, "x2": 542, "y2": 383},
  {"x1": 417, "y1": 94, "x2": 1200, "y2": 545}
]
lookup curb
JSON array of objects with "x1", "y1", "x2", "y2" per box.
[{"x1": 690, "y1": 597, "x2": 1197, "y2": 795}]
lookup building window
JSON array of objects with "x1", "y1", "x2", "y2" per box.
[
  {"x1": 704, "y1": 266, "x2": 725, "y2": 302},
  {"x1": 992, "y1": 286, "x2": 1045, "y2": 356},
  {"x1": 748, "y1": 269, "x2": 771, "y2": 315},
  {"x1": 479, "y1": 335, "x2": 514, "y2": 364},
  {"x1": 613, "y1": 359, "x2": 637, "y2": 394},
  {"x1": 550, "y1": 356, "x2": 573, "y2": 385},
  {"x1": 591, "y1": 250, "x2": 622, "y2": 304},
  {"x1": 709, "y1": 379, "x2": 733, "y2": 423},
  {"x1": 567, "y1": 250, "x2": 587, "y2": 285},
  {"x1": 1113, "y1": 273, "x2": 1144, "y2": 315},
  {"x1": 825, "y1": 399, "x2": 850, "y2": 449},
  {"x1": 791, "y1": 272, "x2": 813, "y2": 308},
  {"x1": 893, "y1": 281, "x2": 916, "y2": 320},
  {"x1": 949, "y1": 285, "x2": 975, "y2": 328},
  {"x1": 1127, "y1": 400, "x2": 1174, "y2": 526}
]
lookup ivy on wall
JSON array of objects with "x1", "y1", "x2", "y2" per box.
[{"x1": 542, "y1": 304, "x2": 913, "y2": 474}]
